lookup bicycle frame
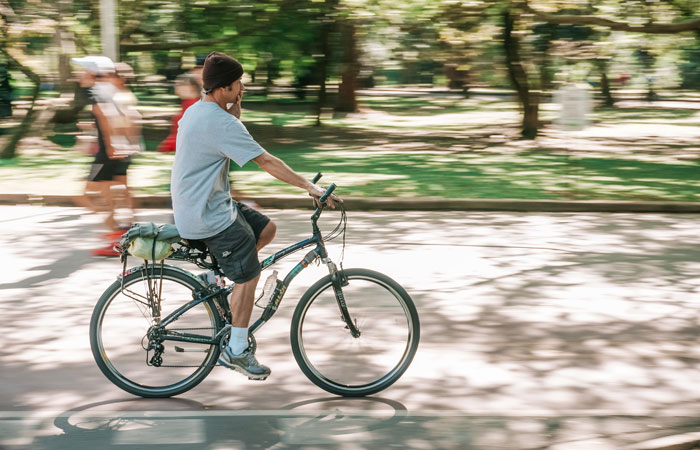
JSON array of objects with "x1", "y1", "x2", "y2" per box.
[{"x1": 151, "y1": 203, "x2": 358, "y2": 348}]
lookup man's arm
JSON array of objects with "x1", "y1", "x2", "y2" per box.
[{"x1": 252, "y1": 151, "x2": 340, "y2": 206}]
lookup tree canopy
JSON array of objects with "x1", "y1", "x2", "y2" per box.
[{"x1": 2, "y1": 0, "x2": 700, "y2": 157}]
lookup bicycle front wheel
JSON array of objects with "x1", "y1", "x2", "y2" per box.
[
  {"x1": 291, "y1": 268, "x2": 420, "y2": 397},
  {"x1": 90, "y1": 266, "x2": 224, "y2": 398}
]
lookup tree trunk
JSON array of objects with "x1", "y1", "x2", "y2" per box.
[
  {"x1": 0, "y1": 49, "x2": 41, "y2": 159},
  {"x1": 600, "y1": 69, "x2": 614, "y2": 107},
  {"x1": 538, "y1": 54, "x2": 553, "y2": 92},
  {"x1": 55, "y1": 0, "x2": 74, "y2": 90},
  {"x1": 335, "y1": 20, "x2": 358, "y2": 113},
  {"x1": 315, "y1": 11, "x2": 334, "y2": 126},
  {"x1": 0, "y1": 58, "x2": 12, "y2": 118},
  {"x1": 503, "y1": 10, "x2": 539, "y2": 140},
  {"x1": 444, "y1": 62, "x2": 470, "y2": 97},
  {"x1": 592, "y1": 57, "x2": 615, "y2": 107},
  {"x1": 50, "y1": 82, "x2": 90, "y2": 124}
]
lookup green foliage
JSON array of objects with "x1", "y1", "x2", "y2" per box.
[
  {"x1": 680, "y1": 45, "x2": 700, "y2": 88},
  {"x1": 4, "y1": 0, "x2": 700, "y2": 157},
  {"x1": 5, "y1": 0, "x2": 700, "y2": 92}
]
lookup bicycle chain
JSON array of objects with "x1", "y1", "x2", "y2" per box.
[{"x1": 145, "y1": 327, "x2": 229, "y2": 368}]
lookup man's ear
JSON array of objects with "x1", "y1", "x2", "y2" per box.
[{"x1": 226, "y1": 85, "x2": 233, "y2": 92}]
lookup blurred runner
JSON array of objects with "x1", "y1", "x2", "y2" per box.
[
  {"x1": 71, "y1": 56, "x2": 137, "y2": 256},
  {"x1": 156, "y1": 55, "x2": 205, "y2": 153},
  {"x1": 108, "y1": 62, "x2": 142, "y2": 228},
  {"x1": 157, "y1": 73, "x2": 201, "y2": 153}
]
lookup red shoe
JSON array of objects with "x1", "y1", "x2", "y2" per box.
[
  {"x1": 103, "y1": 227, "x2": 130, "y2": 240},
  {"x1": 91, "y1": 244, "x2": 120, "y2": 257}
]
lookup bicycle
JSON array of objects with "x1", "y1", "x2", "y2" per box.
[{"x1": 89, "y1": 174, "x2": 420, "y2": 398}]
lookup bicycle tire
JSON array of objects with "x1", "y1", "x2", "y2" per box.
[
  {"x1": 290, "y1": 268, "x2": 420, "y2": 397},
  {"x1": 90, "y1": 266, "x2": 224, "y2": 398}
]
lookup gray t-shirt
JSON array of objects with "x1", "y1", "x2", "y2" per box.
[{"x1": 171, "y1": 101, "x2": 265, "y2": 239}]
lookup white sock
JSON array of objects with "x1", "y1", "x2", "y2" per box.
[{"x1": 227, "y1": 326, "x2": 249, "y2": 355}]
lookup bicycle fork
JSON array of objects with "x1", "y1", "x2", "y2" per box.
[{"x1": 325, "y1": 259, "x2": 360, "y2": 338}]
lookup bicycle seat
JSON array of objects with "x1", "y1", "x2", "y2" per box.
[{"x1": 182, "y1": 238, "x2": 208, "y2": 253}]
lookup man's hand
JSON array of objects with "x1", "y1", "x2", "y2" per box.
[
  {"x1": 308, "y1": 183, "x2": 342, "y2": 209},
  {"x1": 107, "y1": 144, "x2": 128, "y2": 160},
  {"x1": 227, "y1": 90, "x2": 243, "y2": 119}
]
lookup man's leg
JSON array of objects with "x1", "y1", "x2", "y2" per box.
[
  {"x1": 222, "y1": 271, "x2": 270, "y2": 378},
  {"x1": 256, "y1": 221, "x2": 276, "y2": 251},
  {"x1": 228, "y1": 221, "x2": 273, "y2": 340},
  {"x1": 88, "y1": 180, "x2": 121, "y2": 256},
  {"x1": 206, "y1": 215, "x2": 272, "y2": 379},
  {"x1": 81, "y1": 181, "x2": 117, "y2": 229},
  {"x1": 113, "y1": 159, "x2": 136, "y2": 221},
  {"x1": 100, "y1": 181, "x2": 118, "y2": 231},
  {"x1": 229, "y1": 272, "x2": 260, "y2": 328},
  {"x1": 229, "y1": 219, "x2": 274, "y2": 325},
  {"x1": 76, "y1": 179, "x2": 111, "y2": 214},
  {"x1": 75, "y1": 181, "x2": 99, "y2": 211},
  {"x1": 112, "y1": 175, "x2": 135, "y2": 226}
]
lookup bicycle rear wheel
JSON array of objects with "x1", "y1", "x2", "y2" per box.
[
  {"x1": 291, "y1": 268, "x2": 420, "y2": 397},
  {"x1": 90, "y1": 266, "x2": 224, "y2": 398}
]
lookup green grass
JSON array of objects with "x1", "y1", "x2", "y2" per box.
[
  {"x1": 593, "y1": 107, "x2": 699, "y2": 123},
  {"x1": 1, "y1": 92, "x2": 699, "y2": 201},
  {"x1": 227, "y1": 147, "x2": 700, "y2": 201}
]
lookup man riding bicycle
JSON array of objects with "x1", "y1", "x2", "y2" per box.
[{"x1": 171, "y1": 51, "x2": 340, "y2": 379}]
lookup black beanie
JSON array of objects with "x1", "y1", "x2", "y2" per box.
[{"x1": 202, "y1": 52, "x2": 243, "y2": 92}]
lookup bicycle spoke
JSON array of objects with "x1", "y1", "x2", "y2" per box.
[
  {"x1": 292, "y1": 269, "x2": 419, "y2": 396},
  {"x1": 91, "y1": 269, "x2": 222, "y2": 397}
]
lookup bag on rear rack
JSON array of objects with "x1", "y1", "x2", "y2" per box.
[{"x1": 119, "y1": 223, "x2": 181, "y2": 260}]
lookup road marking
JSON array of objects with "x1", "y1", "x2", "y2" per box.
[{"x1": 3, "y1": 409, "x2": 700, "y2": 418}]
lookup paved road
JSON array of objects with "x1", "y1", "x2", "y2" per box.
[{"x1": 2, "y1": 206, "x2": 700, "y2": 449}]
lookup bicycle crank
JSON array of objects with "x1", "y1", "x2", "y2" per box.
[{"x1": 174, "y1": 346, "x2": 209, "y2": 353}]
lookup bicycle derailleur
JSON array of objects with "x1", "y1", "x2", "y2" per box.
[{"x1": 145, "y1": 326, "x2": 165, "y2": 367}]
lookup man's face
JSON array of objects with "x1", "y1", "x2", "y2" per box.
[
  {"x1": 226, "y1": 78, "x2": 244, "y2": 101},
  {"x1": 104, "y1": 73, "x2": 121, "y2": 88},
  {"x1": 78, "y1": 70, "x2": 96, "y2": 88}
]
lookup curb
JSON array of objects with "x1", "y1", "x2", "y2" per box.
[{"x1": 2, "y1": 193, "x2": 700, "y2": 213}]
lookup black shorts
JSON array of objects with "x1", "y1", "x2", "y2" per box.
[
  {"x1": 202, "y1": 203, "x2": 271, "y2": 284},
  {"x1": 87, "y1": 159, "x2": 131, "y2": 182},
  {"x1": 113, "y1": 160, "x2": 130, "y2": 177}
]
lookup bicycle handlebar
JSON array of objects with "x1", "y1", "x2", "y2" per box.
[
  {"x1": 309, "y1": 174, "x2": 338, "y2": 233},
  {"x1": 319, "y1": 183, "x2": 336, "y2": 205},
  {"x1": 310, "y1": 172, "x2": 336, "y2": 208}
]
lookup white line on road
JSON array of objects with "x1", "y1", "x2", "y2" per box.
[{"x1": 2, "y1": 409, "x2": 700, "y2": 419}]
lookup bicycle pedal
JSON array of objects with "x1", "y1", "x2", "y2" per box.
[{"x1": 249, "y1": 376, "x2": 268, "y2": 381}]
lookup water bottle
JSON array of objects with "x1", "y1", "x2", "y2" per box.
[
  {"x1": 256, "y1": 270, "x2": 278, "y2": 306},
  {"x1": 262, "y1": 270, "x2": 278, "y2": 298}
]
